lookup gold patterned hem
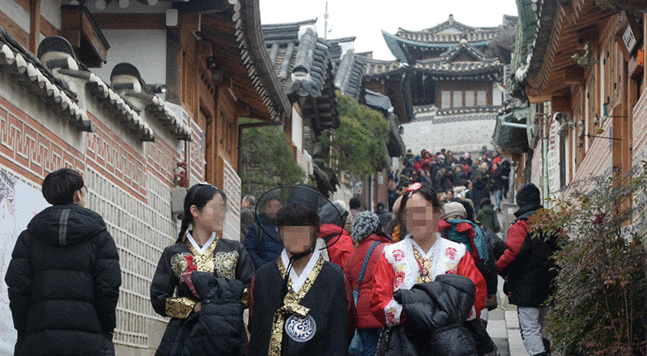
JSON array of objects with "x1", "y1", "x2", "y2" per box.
[
  {"x1": 165, "y1": 297, "x2": 196, "y2": 319},
  {"x1": 185, "y1": 239, "x2": 219, "y2": 273},
  {"x1": 268, "y1": 256, "x2": 324, "y2": 356}
]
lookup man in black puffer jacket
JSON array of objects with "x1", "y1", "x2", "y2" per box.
[{"x1": 5, "y1": 168, "x2": 121, "y2": 356}]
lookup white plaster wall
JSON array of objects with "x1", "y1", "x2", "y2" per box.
[
  {"x1": 291, "y1": 106, "x2": 303, "y2": 152},
  {"x1": 493, "y1": 84, "x2": 504, "y2": 106},
  {"x1": 91, "y1": 29, "x2": 167, "y2": 87},
  {"x1": 400, "y1": 116, "x2": 497, "y2": 155},
  {"x1": 4, "y1": 1, "x2": 30, "y2": 33},
  {"x1": 41, "y1": 0, "x2": 62, "y2": 30}
]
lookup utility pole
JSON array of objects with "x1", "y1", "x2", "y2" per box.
[{"x1": 324, "y1": 1, "x2": 329, "y2": 39}]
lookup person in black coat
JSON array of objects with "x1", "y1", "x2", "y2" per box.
[
  {"x1": 497, "y1": 184, "x2": 559, "y2": 356},
  {"x1": 467, "y1": 175, "x2": 489, "y2": 214},
  {"x1": 5, "y1": 168, "x2": 121, "y2": 356}
]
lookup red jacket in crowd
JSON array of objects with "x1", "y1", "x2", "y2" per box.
[
  {"x1": 318, "y1": 223, "x2": 355, "y2": 270},
  {"x1": 344, "y1": 233, "x2": 391, "y2": 329}
]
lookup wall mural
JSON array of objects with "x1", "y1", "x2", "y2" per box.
[{"x1": 0, "y1": 168, "x2": 49, "y2": 355}]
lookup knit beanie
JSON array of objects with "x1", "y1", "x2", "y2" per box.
[
  {"x1": 351, "y1": 211, "x2": 380, "y2": 243},
  {"x1": 516, "y1": 183, "x2": 541, "y2": 207},
  {"x1": 319, "y1": 202, "x2": 349, "y2": 227},
  {"x1": 440, "y1": 202, "x2": 467, "y2": 220}
]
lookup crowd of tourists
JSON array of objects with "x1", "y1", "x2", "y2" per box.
[
  {"x1": 389, "y1": 146, "x2": 512, "y2": 215},
  {"x1": 5, "y1": 167, "x2": 557, "y2": 356}
]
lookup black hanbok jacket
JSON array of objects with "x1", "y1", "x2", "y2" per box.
[
  {"x1": 150, "y1": 237, "x2": 254, "y2": 356},
  {"x1": 248, "y1": 257, "x2": 349, "y2": 356}
]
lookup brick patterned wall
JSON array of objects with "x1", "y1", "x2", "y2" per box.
[
  {"x1": 222, "y1": 158, "x2": 241, "y2": 242},
  {"x1": 0, "y1": 82, "x2": 209, "y2": 352},
  {"x1": 0, "y1": 95, "x2": 85, "y2": 182}
]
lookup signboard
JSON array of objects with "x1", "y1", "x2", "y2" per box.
[{"x1": 621, "y1": 25, "x2": 638, "y2": 55}]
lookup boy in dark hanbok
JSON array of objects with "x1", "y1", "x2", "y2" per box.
[{"x1": 248, "y1": 186, "x2": 350, "y2": 356}]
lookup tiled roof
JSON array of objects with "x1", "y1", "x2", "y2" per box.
[
  {"x1": 363, "y1": 57, "x2": 404, "y2": 77},
  {"x1": 327, "y1": 37, "x2": 367, "y2": 100},
  {"x1": 414, "y1": 41, "x2": 502, "y2": 77},
  {"x1": 395, "y1": 15, "x2": 501, "y2": 44},
  {"x1": 263, "y1": 20, "x2": 340, "y2": 134},
  {"x1": 0, "y1": 28, "x2": 93, "y2": 132}
]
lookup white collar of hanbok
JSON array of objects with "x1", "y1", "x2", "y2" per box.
[
  {"x1": 409, "y1": 232, "x2": 442, "y2": 260},
  {"x1": 186, "y1": 231, "x2": 216, "y2": 255},
  {"x1": 281, "y1": 248, "x2": 322, "y2": 293}
]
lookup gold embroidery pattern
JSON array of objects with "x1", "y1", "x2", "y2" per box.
[
  {"x1": 268, "y1": 256, "x2": 324, "y2": 356},
  {"x1": 165, "y1": 297, "x2": 196, "y2": 319},
  {"x1": 413, "y1": 248, "x2": 434, "y2": 284},
  {"x1": 170, "y1": 252, "x2": 193, "y2": 278},
  {"x1": 185, "y1": 239, "x2": 219, "y2": 273},
  {"x1": 214, "y1": 251, "x2": 239, "y2": 279}
]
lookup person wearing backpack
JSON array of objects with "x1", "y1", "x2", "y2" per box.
[{"x1": 497, "y1": 183, "x2": 558, "y2": 356}]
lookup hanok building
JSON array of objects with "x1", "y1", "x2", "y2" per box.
[
  {"x1": 0, "y1": 0, "x2": 289, "y2": 354},
  {"x1": 366, "y1": 15, "x2": 517, "y2": 155},
  {"x1": 261, "y1": 19, "x2": 341, "y2": 196},
  {"x1": 505, "y1": 0, "x2": 647, "y2": 200}
]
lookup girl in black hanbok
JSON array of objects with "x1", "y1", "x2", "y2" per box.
[
  {"x1": 247, "y1": 186, "x2": 350, "y2": 356},
  {"x1": 150, "y1": 183, "x2": 255, "y2": 356}
]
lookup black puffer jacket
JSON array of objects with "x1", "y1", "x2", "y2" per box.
[
  {"x1": 386, "y1": 274, "x2": 478, "y2": 356},
  {"x1": 168, "y1": 272, "x2": 246, "y2": 356},
  {"x1": 5, "y1": 204, "x2": 121, "y2": 356}
]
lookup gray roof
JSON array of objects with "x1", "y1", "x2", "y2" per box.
[
  {"x1": 327, "y1": 37, "x2": 367, "y2": 100},
  {"x1": 262, "y1": 20, "x2": 340, "y2": 135}
]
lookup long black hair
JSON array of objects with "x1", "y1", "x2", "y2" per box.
[
  {"x1": 177, "y1": 183, "x2": 227, "y2": 243},
  {"x1": 396, "y1": 183, "x2": 440, "y2": 236}
]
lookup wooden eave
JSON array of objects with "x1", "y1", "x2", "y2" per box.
[
  {"x1": 526, "y1": 0, "x2": 615, "y2": 101},
  {"x1": 198, "y1": 15, "x2": 275, "y2": 121}
]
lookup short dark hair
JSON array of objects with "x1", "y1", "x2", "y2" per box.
[
  {"x1": 242, "y1": 195, "x2": 256, "y2": 205},
  {"x1": 41, "y1": 168, "x2": 84, "y2": 205},
  {"x1": 349, "y1": 197, "x2": 362, "y2": 209},
  {"x1": 276, "y1": 203, "x2": 320, "y2": 228}
]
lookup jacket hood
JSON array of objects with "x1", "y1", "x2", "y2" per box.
[
  {"x1": 318, "y1": 223, "x2": 350, "y2": 241},
  {"x1": 514, "y1": 204, "x2": 542, "y2": 219},
  {"x1": 27, "y1": 205, "x2": 106, "y2": 246}
]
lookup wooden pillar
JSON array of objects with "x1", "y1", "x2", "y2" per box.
[{"x1": 29, "y1": 0, "x2": 41, "y2": 53}]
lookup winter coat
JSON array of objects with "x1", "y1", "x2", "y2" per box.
[
  {"x1": 376, "y1": 208, "x2": 393, "y2": 228},
  {"x1": 319, "y1": 223, "x2": 354, "y2": 270},
  {"x1": 169, "y1": 272, "x2": 246, "y2": 356},
  {"x1": 239, "y1": 205, "x2": 255, "y2": 244},
  {"x1": 5, "y1": 204, "x2": 121, "y2": 356},
  {"x1": 496, "y1": 204, "x2": 559, "y2": 307},
  {"x1": 466, "y1": 180, "x2": 489, "y2": 213},
  {"x1": 384, "y1": 274, "x2": 478, "y2": 356},
  {"x1": 482, "y1": 225, "x2": 506, "y2": 262},
  {"x1": 489, "y1": 168, "x2": 503, "y2": 192},
  {"x1": 438, "y1": 220, "x2": 497, "y2": 296},
  {"x1": 476, "y1": 204, "x2": 500, "y2": 233},
  {"x1": 244, "y1": 213, "x2": 283, "y2": 269},
  {"x1": 344, "y1": 234, "x2": 391, "y2": 329}
]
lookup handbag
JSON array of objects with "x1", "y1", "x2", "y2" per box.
[{"x1": 348, "y1": 241, "x2": 381, "y2": 356}]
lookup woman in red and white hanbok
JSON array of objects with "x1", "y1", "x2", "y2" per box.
[{"x1": 370, "y1": 183, "x2": 486, "y2": 328}]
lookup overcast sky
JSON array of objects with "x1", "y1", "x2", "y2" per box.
[{"x1": 259, "y1": 0, "x2": 519, "y2": 60}]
